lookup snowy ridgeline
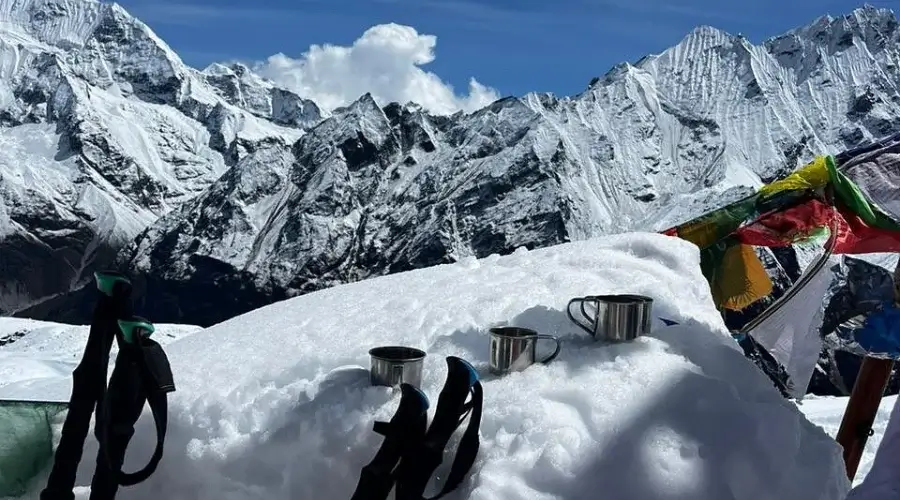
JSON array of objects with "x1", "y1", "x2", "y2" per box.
[
  {"x1": 0, "y1": 232, "x2": 866, "y2": 499},
  {"x1": 10, "y1": 1, "x2": 900, "y2": 329}
]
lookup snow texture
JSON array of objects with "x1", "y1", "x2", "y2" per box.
[
  {"x1": 798, "y1": 395, "x2": 898, "y2": 489},
  {"x1": 1, "y1": 233, "x2": 851, "y2": 499},
  {"x1": 112, "y1": 6, "x2": 900, "y2": 328}
]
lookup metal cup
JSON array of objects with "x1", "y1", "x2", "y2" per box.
[
  {"x1": 488, "y1": 326, "x2": 561, "y2": 375},
  {"x1": 368, "y1": 346, "x2": 426, "y2": 388},
  {"x1": 566, "y1": 294, "x2": 653, "y2": 342}
]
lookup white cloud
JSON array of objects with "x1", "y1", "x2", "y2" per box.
[{"x1": 252, "y1": 23, "x2": 500, "y2": 115}]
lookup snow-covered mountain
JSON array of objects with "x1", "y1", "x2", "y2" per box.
[
  {"x1": 0, "y1": 0, "x2": 321, "y2": 315},
  {"x1": 116, "y1": 6, "x2": 900, "y2": 326},
  {"x1": 5, "y1": 2, "x2": 900, "y2": 332}
]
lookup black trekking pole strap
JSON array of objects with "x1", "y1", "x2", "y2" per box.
[
  {"x1": 350, "y1": 383, "x2": 430, "y2": 500},
  {"x1": 98, "y1": 377, "x2": 168, "y2": 487},
  {"x1": 394, "y1": 357, "x2": 483, "y2": 500},
  {"x1": 424, "y1": 382, "x2": 482, "y2": 500},
  {"x1": 116, "y1": 389, "x2": 168, "y2": 486},
  {"x1": 97, "y1": 329, "x2": 174, "y2": 488},
  {"x1": 395, "y1": 383, "x2": 483, "y2": 500},
  {"x1": 115, "y1": 334, "x2": 175, "y2": 486}
]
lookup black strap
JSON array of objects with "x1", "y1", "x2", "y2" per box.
[
  {"x1": 350, "y1": 383, "x2": 429, "y2": 500},
  {"x1": 41, "y1": 287, "x2": 130, "y2": 500},
  {"x1": 97, "y1": 337, "x2": 174, "y2": 488},
  {"x1": 116, "y1": 389, "x2": 168, "y2": 486},
  {"x1": 92, "y1": 351, "x2": 142, "y2": 500},
  {"x1": 395, "y1": 382, "x2": 483, "y2": 500},
  {"x1": 349, "y1": 419, "x2": 413, "y2": 500},
  {"x1": 424, "y1": 382, "x2": 482, "y2": 500}
]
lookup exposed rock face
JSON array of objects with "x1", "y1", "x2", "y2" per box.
[
  {"x1": 112, "y1": 7, "x2": 900, "y2": 327},
  {"x1": 0, "y1": 0, "x2": 320, "y2": 314}
]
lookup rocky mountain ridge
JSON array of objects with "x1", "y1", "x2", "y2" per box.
[
  {"x1": 0, "y1": 0, "x2": 321, "y2": 314},
  {"x1": 111, "y1": 6, "x2": 900, "y2": 328},
  {"x1": 3, "y1": 2, "x2": 900, "y2": 399}
]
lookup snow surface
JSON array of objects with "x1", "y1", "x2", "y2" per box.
[
  {"x1": 0, "y1": 232, "x2": 855, "y2": 500},
  {"x1": 798, "y1": 395, "x2": 899, "y2": 489},
  {"x1": 0, "y1": 318, "x2": 201, "y2": 402}
]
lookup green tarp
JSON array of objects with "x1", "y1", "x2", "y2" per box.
[{"x1": 0, "y1": 400, "x2": 68, "y2": 498}]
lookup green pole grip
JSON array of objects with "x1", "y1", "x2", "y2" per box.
[
  {"x1": 117, "y1": 317, "x2": 155, "y2": 344},
  {"x1": 94, "y1": 271, "x2": 131, "y2": 297}
]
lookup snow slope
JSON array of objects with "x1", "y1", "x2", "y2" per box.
[
  {"x1": 0, "y1": 0, "x2": 321, "y2": 315},
  {"x1": 0, "y1": 317, "x2": 200, "y2": 401},
  {"x1": 113, "y1": 6, "x2": 900, "y2": 327},
  {"x1": 1, "y1": 232, "x2": 851, "y2": 499}
]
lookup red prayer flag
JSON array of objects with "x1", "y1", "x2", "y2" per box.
[
  {"x1": 735, "y1": 199, "x2": 833, "y2": 247},
  {"x1": 734, "y1": 198, "x2": 900, "y2": 254}
]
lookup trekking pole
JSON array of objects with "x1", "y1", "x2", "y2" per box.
[
  {"x1": 394, "y1": 356, "x2": 483, "y2": 500},
  {"x1": 40, "y1": 271, "x2": 133, "y2": 500},
  {"x1": 349, "y1": 356, "x2": 483, "y2": 500},
  {"x1": 91, "y1": 316, "x2": 176, "y2": 500},
  {"x1": 350, "y1": 384, "x2": 430, "y2": 500}
]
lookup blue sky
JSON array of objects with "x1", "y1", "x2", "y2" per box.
[{"x1": 119, "y1": 0, "x2": 892, "y2": 101}]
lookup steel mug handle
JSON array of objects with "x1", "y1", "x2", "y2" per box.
[
  {"x1": 566, "y1": 297, "x2": 596, "y2": 336},
  {"x1": 536, "y1": 334, "x2": 561, "y2": 364}
]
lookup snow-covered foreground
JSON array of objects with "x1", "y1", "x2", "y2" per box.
[{"x1": 0, "y1": 233, "x2": 862, "y2": 499}]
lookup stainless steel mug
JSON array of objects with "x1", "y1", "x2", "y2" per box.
[
  {"x1": 488, "y1": 326, "x2": 561, "y2": 375},
  {"x1": 566, "y1": 294, "x2": 653, "y2": 342},
  {"x1": 368, "y1": 346, "x2": 426, "y2": 388}
]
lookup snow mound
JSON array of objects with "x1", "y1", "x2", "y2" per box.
[{"x1": 6, "y1": 232, "x2": 849, "y2": 499}]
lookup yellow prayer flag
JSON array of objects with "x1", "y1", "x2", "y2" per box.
[
  {"x1": 713, "y1": 243, "x2": 774, "y2": 311},
  {"x1": 758, "y1": 156, "x2": 830, "y2": 196}
]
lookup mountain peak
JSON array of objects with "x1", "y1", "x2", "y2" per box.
[
  {"x1": 0, "y1": 0, "x2": 107, "y2": 47},
  {"x1": 852, "y1": 4, "x2": 895, "y2": 22},
  {"x1": 203, "y1": 62, "x2": 235, "y2": 76},
  {"x1": 822, "y1": 4, "x2": 896, "y2": 32},
  {"x1": 202, "y1": 62, "x2": 252, "y2": 76},
  {"x1": 772, "y1": 5, "x2": 898, "y2": 50},
  {"x1": 636, "y1": 23, "x2": 742, "y2": 72},
  {"x1": 0, "y1": 0, "x2": 176, "y2": 61},
  {"x1": 690, "y1": 24, "x2": 731, "y2": 38},
  {"x1": 342, "y1": 92, "x2": 380, "y2": 115},
  {"x1": 679, "y1": 24, "x2": 736, "y2": 47}
]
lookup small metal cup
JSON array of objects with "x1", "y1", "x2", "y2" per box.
[
  {"x1": 489, "y1": 326, "x2": 561, "y2": 375},
  {"x1": 566, "y1": 294, "x2": 653, "y2": 342},
  {"x1": 368, "y1": 346, "x2": 426, "y2": 388}
]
